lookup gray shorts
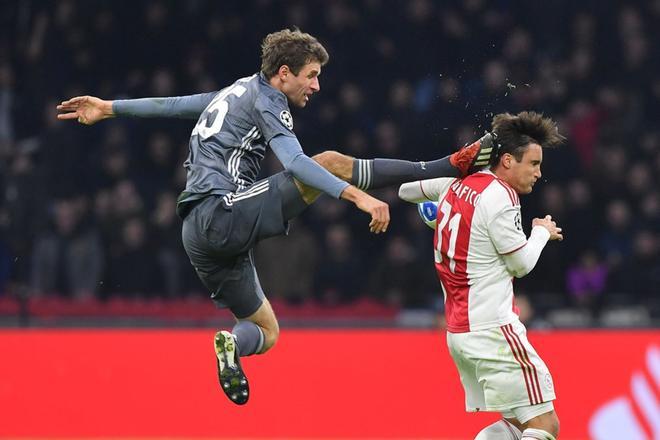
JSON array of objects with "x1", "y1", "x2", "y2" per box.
[{"x1": 181, "y1": 172, "x2": 308, "y2": 318}]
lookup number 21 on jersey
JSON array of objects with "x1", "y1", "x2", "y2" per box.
[{"x1": 435, "y1": 200, "x2": 461, "y2": 273}]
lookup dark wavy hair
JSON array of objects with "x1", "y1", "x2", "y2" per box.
[
  {"x1": 490, "y1": 111, "x2": 566, "y2": 166},
  {"x1": 260, "y1": 28, "x2": 329, "y2": 78}
]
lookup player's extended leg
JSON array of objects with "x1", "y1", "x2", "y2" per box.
[
  {"x1": 318, "y1": 133, "x2": 495, "y2": 190},
  {"x1": 292, "y1": 136, "x2": 495, "y2": 203}
]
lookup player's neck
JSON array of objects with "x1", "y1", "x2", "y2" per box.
[
  {"x1": 491, "y1": 166, "x2": 507, "y2": 181},
  {"x1": 268, "y1": 76, "x2": 285, "y2": 93},
  {"x1": 491, "y1": 167, "x2": 517, "y2": 191}
]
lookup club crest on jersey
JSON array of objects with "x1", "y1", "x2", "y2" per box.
[
  {"x1": 544, "y1": 372, "x2": 554, "y2": 390},
  {"x1": 279, "y1": 110, "x2": 294, "y2": 130}
]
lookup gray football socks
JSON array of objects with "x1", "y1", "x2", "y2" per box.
[
  {"x1": 352, "y1": 157, "x2": 458, "y2": 190},
  {"x1": 232, "y1": 321, "x2": 265, "y2": 357}
]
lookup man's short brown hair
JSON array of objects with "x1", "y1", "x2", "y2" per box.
[
  {"x1": 490, "y1": 111, "x2": 565, "y2": 165},
  {"x1": 260, "y1": 28, "x2": 329, "y2": 79}
]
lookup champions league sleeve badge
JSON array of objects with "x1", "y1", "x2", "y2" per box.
[
  {"x1": 514, "y1": 211, "x2": 522, "y2": 231},
  {"x1": 279, "y1": 110, "x2": 294, "y2": 130}
]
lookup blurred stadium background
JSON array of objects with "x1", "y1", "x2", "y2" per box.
[{"x1": 0, "y1": 1, "x2": 658, "y2": 439}]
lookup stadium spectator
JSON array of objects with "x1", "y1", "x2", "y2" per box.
[
  {"x1": 606, "y1": 230, "x2": 660, "y2": 302},
  {"x1": 565, "y1": 249, "x2": 608, "y2": 313},
  {"x1": 151, "y1": 191, "x2": 192, "y2": 298},
  {"x1": 599, "y1": 199, "x2": 633, "y2": 267},
  {"x1": 315, "y1": 223, "x2": 362, "y2": 305},
  {"x1": 367, "y1": 235, "x2": 427, "y2": 308},
  {"x1": 104, "y1": 216, "x2": 160, "y2": 298},
  {"x1": 255, "y1": 221, "x2": 319, "y2": 304},
  {"x1": 30, "y1": 198, "x2": 103, "y2": 299}
]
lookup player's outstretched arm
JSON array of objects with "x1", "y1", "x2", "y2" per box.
[
  {"x1": 57, "y1": 92, "x2": 217, "y2": 124},
  {"x1": 398, "y1": 177, "x2": 456, "y2": 203}
]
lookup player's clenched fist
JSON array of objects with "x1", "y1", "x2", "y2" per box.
[
  {"x1": 56, "y1": 95, "x2": 114, "y2": 125},
  {"x1": 532, "y1": 214, "x2": 563, "y2": 241}
]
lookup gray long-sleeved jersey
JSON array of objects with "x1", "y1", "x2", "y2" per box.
[{"x1": 114, "y1": 72, "x2": 349, "y2": 217}]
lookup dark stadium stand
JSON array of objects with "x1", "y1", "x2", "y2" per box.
[{"x1": 1, "y1": 1, "x2": 658, "y2": 327}]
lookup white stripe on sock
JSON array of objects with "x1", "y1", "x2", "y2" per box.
[
  {"x1": 360, "y1": 159, "x2": 367, "y2": 189},
  {"x1": 256, "y1": 327, "x2": 265, "y2": 354},
  {"x1": 358, "y1": 159, "x2": 373, "y2": 189},
  {"x1": 356, "y1": 160, "x2": 363, "y2": 188},
  {"x1": 366, "y1": 160, "x2": 372, "y2": 188}
]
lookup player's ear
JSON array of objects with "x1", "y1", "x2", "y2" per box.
[
  {"x1": 278, "y1": 65, "x2": 290, "y2": 80},
  {"x1": 501, "y1": 153, "x2": 513, "y2": 169}
]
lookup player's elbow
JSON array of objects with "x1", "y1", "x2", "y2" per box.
[
  {"x1": 505, "y1": 261, "x2": 532, "y2": 278},
  {"x1": 503, "y1": 246, "x2": 539, "y2": 278},
  {"x1": 398, "y1": 183, "x2": 417, "y2": 202},
  {"x1": 511, "y1": 268, "x2": 530, "y2": 278},
  {"x1": 397, "y1": 185, "x2": 407, "y2": 201},
  {"x1": 282, "y1": 151, "x2": 306, "y2": 172}
]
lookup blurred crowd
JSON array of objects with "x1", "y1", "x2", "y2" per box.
[{"x1": 1, "y1": 0, "x2": 659, "y2": 326}]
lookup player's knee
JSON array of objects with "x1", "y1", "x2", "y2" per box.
[
  {"x1": 526, "y1": 410, "x2": 560, "y2": 438},
  {"x1": 312, "y1": 150, "x2": 352, "y2": 180},
  {"x1": 544, "y1": 411, "x2": 559, "y2": 436},
  {"x1": 312, "y1": 150, "x2": 341, "y2": 167},
  {"x1": 549, "y1": 414, "x2": 560, "y2": 437},
  {"x1": 260, "y1": 322, "x2": 280, "y2": 353},
  {"x1": 474, "y1": 420, "x2": 521, "y2": 439}
]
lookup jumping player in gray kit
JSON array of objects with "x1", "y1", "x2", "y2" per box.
[{"x1": 57, "y1": 28, "x2": 494, "y2": 405}]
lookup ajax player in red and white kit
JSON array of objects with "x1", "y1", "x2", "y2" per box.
[{"x1": 400, "y1": 112, "x2": 565, "y2": 440}]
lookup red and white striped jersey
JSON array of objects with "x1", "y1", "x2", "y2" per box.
[{"x1": 427, "y1": 170, "x2": 526, "y2": 333}]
